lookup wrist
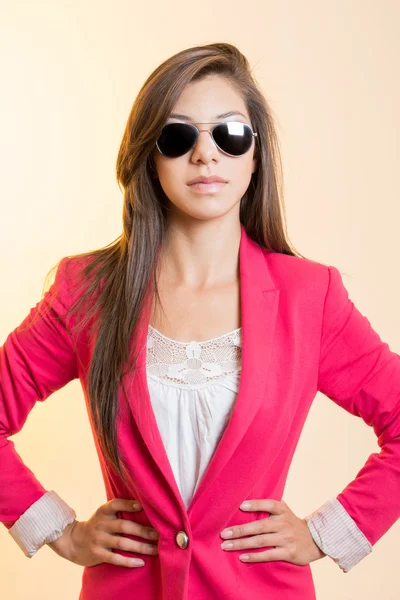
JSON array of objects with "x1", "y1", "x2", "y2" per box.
[
  {"x1": 302, "y1": 518, "x2": 327, "y2": 562},
  {"x1": 47, "y1": 519, "x2": 79, "y2": 562}
]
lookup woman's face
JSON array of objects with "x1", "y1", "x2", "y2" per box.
[{"x1": 152, "y1": 75, "x2": 258, "y2": 223}]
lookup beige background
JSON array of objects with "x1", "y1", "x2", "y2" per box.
[{"x1": 1, "y1": 1, "x2": 399, "y2": 598}]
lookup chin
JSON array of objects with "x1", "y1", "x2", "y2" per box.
[{"x1": 185, "y1": 203, "x2": 237, "y2": 221}]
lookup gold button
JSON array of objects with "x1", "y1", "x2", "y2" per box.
[{"x1": 175, "y1": 530, "x2": 189, "y2": 549}]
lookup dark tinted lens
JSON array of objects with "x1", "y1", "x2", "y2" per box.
[
  {"x1": 213, "y1": 122, "x2": 253, "y2": 156},
  {"x1": 157, "y1": 123, "x2": 196, "y2": 158}
]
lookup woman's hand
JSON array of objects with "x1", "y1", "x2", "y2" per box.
[
  {"x1": 47, "y1": 498, "x2": 160, "y2": 568},
  {"x1": 220, "y1": 498, "x2": 326, "y2": 565}
]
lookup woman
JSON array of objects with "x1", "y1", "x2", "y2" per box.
[{"x1": 1, "y1": 42, "x2": 399, "y2": 599}]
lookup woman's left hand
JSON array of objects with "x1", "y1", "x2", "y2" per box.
[{"x1": 220, "y1": 498, "x2": 326, "y2": 565}]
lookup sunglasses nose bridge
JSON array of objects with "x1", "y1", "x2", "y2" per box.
[
  {"x1": 192, "y1": 127, "x2": 219, "y2": 151},
  {"x1": 196, "y1": 127, "x2": 215, "y2": 137}
]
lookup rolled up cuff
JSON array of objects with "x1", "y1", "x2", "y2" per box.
[
  {"x1": 304, "y1": 497, "x2": 372, "y2": 573},
  {"x1": 8, "y1": 490, "x2": 77, "y2": 558}
]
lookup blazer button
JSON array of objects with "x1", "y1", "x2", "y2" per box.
[{"x1": 175, "y1": 530, "x2": 189, "y2": 549}]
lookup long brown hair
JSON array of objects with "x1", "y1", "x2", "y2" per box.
[{"x1": 38, "y1": 42, "x2": 311, "y2": 487}]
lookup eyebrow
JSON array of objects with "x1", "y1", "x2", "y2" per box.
[{"x1": 168, "y1": 110, "x2": 247, "y2": 121}]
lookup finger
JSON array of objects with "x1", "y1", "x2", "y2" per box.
[
  {"x1": 98, "y1": 548, "x2": 146, "y2": 568},
  {"x1": 109, "y1": 517, "x2": 160, "y2": 542},
  {"x1": 221, "y1": 533, "x2": 281, "y2": 552},
  {"x1": 104, "y1": 531, "x2": 159, "y2": 556},
  {"x1": 240, "y1": 498, "x2": 285, "y2": 515},
  {"x1": 221, "y1": 516, "x2": 281, "y2": 540},
  {"x1": 100, "y1": 498, "x2": 143, "y2": 515},
  {"x1": 239, "y1": 547, "x2": 287, "y2": 563}
]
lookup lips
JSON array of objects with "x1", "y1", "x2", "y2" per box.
[
  {"x1": 187, "y1": 176, "x2": 227, "y2": 185},
  {"x1": 187, "y1": 180, "x2": 227, "y2": 194}
]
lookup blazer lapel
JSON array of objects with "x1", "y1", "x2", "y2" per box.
[{"x1": 123, "y1": 224, "x2": 280, "y2": 515}]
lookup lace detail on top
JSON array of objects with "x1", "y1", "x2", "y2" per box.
[{"x1": 146, "y1": 325, "x2": 242, "y2": 389}]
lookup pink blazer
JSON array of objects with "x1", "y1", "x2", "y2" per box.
[{"x1": 1, "y1": 223, "x2": 400, "y2": 599}]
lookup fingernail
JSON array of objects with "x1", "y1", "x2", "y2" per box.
[
  {"x1": 133, "y1": 501, "x2": 142, "y2": 509},
  {"x1": 130, "y1": 558, "x2": 145, "y2": 566},
  {"x1": 240, "y1": 502, "x2": 251, "y2": 509},
  {"x1": 221, "y1": 529, "x2": 233, "y2": 538},
  {"x1": 150, "y1": 530, "x2": 159, "y2": 539}
]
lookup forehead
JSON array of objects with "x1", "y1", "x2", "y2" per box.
[{"x1": 169, "y1": 76, "x2": 250, "y2": 122}]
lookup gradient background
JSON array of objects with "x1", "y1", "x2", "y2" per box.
[{"x1": 1, "y1": 1, "x2": 399, "y2": 598}]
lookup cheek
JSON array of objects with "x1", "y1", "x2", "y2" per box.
[
  {"x1": 229, "y1": 152, "x2": 254, "y2": 175},
  {"x1": 156, "y1": 159, "x2": 186, "y2": 188},
  {"x1": 157, "y1": 170, "x2": 189, "y2": 204},
  {"x1": 228, "y1": 158, "x2": 254, "y2": 187}
]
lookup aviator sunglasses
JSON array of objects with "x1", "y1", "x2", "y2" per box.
[{"x1": 156, "y1": 121, "x2": 258, "y2": 158}]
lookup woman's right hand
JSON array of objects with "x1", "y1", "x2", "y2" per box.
[{"x1": 47, "y1": 498, "x2": 159, "y2": 568}]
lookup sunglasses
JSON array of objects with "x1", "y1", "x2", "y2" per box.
[{"x1": 156, "y1": 121, "x2": 258, "y2": 158}]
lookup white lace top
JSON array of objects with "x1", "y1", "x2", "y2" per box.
[
  {"x1": 146, "y1": 324, "x2": 243, "y2": 509},
  {"x1": 8, "y1": 325, "x2": 372, "y2": 573}
]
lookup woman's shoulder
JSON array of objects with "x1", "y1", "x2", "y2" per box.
[
  {"x1": 262, "y1": 248, "x2": 330, "y2": 291},
  {"x1": 51, "y1": 254, "x2": 100, "y2": 309}
]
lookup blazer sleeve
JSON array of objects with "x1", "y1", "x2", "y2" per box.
[
  {"x1": 311, "y1": 264, "x2": 400, "y2": 570},
  {"x1": 304, "y1": 496, "x2": 372, "y2": 572},
  {"x1": 8, "y1": 490, "x2": 77, "y2": 558},
  {"x1": 0, "y1": 257, "x2": 79, "y2": 535}
]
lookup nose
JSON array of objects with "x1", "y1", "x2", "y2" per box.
[{"x1": 190, "y1": 128, "x2": 220, "y2": 164}]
